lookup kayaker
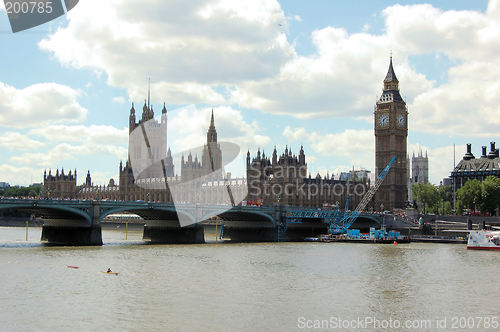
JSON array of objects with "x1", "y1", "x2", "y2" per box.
[{"x1": 107, "y1": 268, "x2": 112, "y2": 273}]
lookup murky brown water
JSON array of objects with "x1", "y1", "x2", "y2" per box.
[{"x1": 1, "y1": 226, "x2": 499, "y2": 331}]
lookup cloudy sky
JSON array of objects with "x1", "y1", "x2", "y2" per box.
[{"x1": 0, "y1": 0, "x2": 499, "y2": 186}]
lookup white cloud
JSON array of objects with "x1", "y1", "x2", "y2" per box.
[
  {"x1": 282, "y1": 125, "x2": 308, "y2": 142},
  {"x1": 5, "y1": 125, "x2": 128, "y2": 169},
  {"x1": 29, "y1": 124, "x2": 128, "y2": 145},
  {"x1": 0, "y1": 82, "x2": 87, "y2": 128},
  {"x1": 0, "y1": 132, "x2": 44, "y2": 150},
  {"x1": 283, "y1": 126, "x2": 374, "y2": 171},
  {"x1": 309, "y1": 129, "x2": 374, "y2": 170},
  {"x1": 288, "y1": 15, "x2": 302, "y2": 22},
  {"x1": 10, "y1": 143, "x2": 127, "y2": 167},
  {"x1": 168, "y1": 105, "x2": 270, "y2": 153},
  {"x1": 34, "y1": 0, "x2": 500, "y2": 141},
  {"x1": 112, "y1": 96, "x2": 126, "y2": 104},
  {"x1": 37, "y1": 0, "x2": 500, "y2": 137},
  {"x1": 0, "y1": 164, "x2": 43, "y2": 186},
  {"x1": 383, "y1": 3, "x2": 500, "y2": 137},
  {"x1": 39, "y1": 0, "x2": 294, "y2": 105}
]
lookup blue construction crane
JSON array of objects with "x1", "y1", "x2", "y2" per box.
[{"x1": 329, "y1": 156, "x2": 397, "y2": 234}]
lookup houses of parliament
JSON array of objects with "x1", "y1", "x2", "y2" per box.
[{"x1": 44, "y1": 57, "x2": 409, "y2": 211}]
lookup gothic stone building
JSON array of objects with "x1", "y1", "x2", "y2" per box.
[
  {"x1": 245, "y1": 146, "x2": 369, "y2": 209},
  {"x1": 374, "y1": 57, "x2": 408, "y2": 211},
  {"x1": 43, "y1": 169, "x2": 77, "y2": 199},
  {"x1": 50, "y1": 100, "x2": 246, "y2": 204}
]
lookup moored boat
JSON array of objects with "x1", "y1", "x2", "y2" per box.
[{"x1": 467, "y1": 230, "x2": 500, "y2": 250}]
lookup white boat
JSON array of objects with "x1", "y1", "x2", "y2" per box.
[{"x1": 467, "y1": 230, "x2": 500, "y2": 250}]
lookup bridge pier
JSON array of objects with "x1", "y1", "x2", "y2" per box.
[
  {"x1": 41, "y1": 225, "x2": 103, "y2": 246},
  {"x1": 143, "y1": 224, "x2": 205, "y2": 244},
  {"x1": 223, "y1": 227, "x2": 277, "y2": 242}
]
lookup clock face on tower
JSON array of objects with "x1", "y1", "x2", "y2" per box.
[
  {"x1": 397, "y1": 114, "x2": 405, "y2": 127},
  {"x1": 378, "y1": 113, "x2": 389, "y2": 127}
]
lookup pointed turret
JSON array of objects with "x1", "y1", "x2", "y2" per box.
[
  {"x1": 129, "y1": 102, "x2": 136, "y2": 134},
  {"x1": 85, "y1": 170, "x2": 92, "y2": 187},
  {"x1": 384, "y1": 56, "x2": 399, "y2": 85},
  {"x1": 206, "y1": 108, "x2": 217, "y2": 143},
  {"x1": 162, "y1": 102, "x2": 167, "y2": 114},
  {"x1": 142, "y1": 99, "x2": 148, "y2": 121},
  {"x1": 299, "y1": 145, "x2": 305, "y2": 165},
  {"x1": 379, "y1": 56, "x2": 403, "y2": 102}
]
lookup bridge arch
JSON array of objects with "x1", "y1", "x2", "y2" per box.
[
  {"x1": 99, "y1": 206, "x2": 195, "y2": 225},
  {"x1": 0, "y1": 202, "x2": 92, "y2": 224},
  {"x1": 202, "y1": 210, "x2": 275, "y2": 225},
  {"x1": 351, "y1": 214, "x2": 381, "y2": 231}
]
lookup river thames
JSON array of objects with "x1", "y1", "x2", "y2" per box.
[{"x1": 1, "y1": 226, "x2": 499, "y2": 331}]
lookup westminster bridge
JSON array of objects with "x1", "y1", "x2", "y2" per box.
[{"x1": 0, "y1": 198, "x2": 388, "y2": 245}]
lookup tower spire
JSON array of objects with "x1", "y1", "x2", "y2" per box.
[
  {"x1": 206, "y1": 108, "x2": 217, "y2": 143},
  {"x1": 384, "y1": 56, "x2": 398, "y2": 85},
  {"x1": 148, "y1": 77, "x2": 151, "y2": 109}
]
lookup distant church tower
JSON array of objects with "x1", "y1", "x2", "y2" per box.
[
  {"x1": 408, "y1": 150, "x2": 429, "y2": 202},
  {"x1": 374, "y1": 56, "x2": 408, "y2": 211}
]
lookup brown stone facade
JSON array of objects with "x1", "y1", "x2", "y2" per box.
[{"x1": 374, "y1": 57, "x2": 408, "y2": 211}]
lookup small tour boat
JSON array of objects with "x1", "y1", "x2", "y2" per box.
[{"x1": 467, "y1": 230, "x2": 500, "y2": 250}]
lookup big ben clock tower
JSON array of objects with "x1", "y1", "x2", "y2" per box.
[{"x1": 374, "y1": 57, "x2": 408, "y2": 211}]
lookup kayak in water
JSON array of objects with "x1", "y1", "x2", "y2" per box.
[
  {"x1": 67, "y1": 265, "x2": 79, "y2": 269},
  {"x1": 101, "y1": 271, "x2": 119, "y2": 275}
]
